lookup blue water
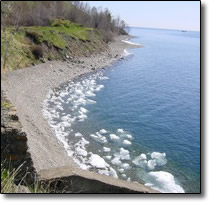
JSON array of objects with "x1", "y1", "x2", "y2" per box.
[
  {"x1": 44, "y1": 28, "x2": 200, "y2": 193},
  {"x1": 80, "y1": 28, "x2": 200, "y2": 192}
]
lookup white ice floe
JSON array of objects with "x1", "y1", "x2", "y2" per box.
[
  {"x1": 121, "y1": 163, "x2": 130, "y2": 170},
  {"x1": 75, "y1": 132, "x2": 83, "y2": 137},
  {"x1": 100, "y1": 129, "x2": 108, "y2": 134},
  {"x1": 132, "y1": 153, "x2": 147, "y2": 169},
  {"x1": 111, "y1": 157, "x2": 122, "y2": 166},
  {"x1": 109, "y1": 167, "x2": 118, "y2": 178},
  {"x1": 95, "y1": 85, "x2": 104, "y2": 91},
  {"x1": 126, "y1": 134, "x2": 133, "y2": 139},
  {"x1": 86, "y1": 99, "x2": 96, "y2": 104},
  {"x1": 80, "y1": 107, "x2": 88, "y2": 113},
  {"x1": 145, "y1": 171, "x2": 185, "y2": 193},
  {"x1": 150, "y1": 152, "x2": 167, "y2": 166},
  {"x1": 147, "y1": 160, "x2": 157, "y2": 170},
  {"x1": 75, "y1": 147, "x2": 88, "y2": 157},
  {"x1": 75, "y1": 137, "x2": 89, "y2": 148},
  {"x1": 100, "y1": 76, "x2": 109, "y2": 80},
  {"x1": 86, "y1": 91, "x2": 96, "y2": 97},
  {"x1": 123, "y1": 140, "x2": 132, "y2": 145},
  {"x1": 121, "y1": 174, "x2": 127, "y2": 178},
  {"x1": 88, "y1": 154, "x2": 109, "y2": 169},
  {"x1": 103, "y1": 147, "x2": 111, "y2": 152},
  {"x1": 122, "y1": 40, "x2": 141, "y2": 46},
  {"x1": 132, "y1": 152, "x2": 167, "y2": 170},
  {"x1": 118, "y1": 168, "x2": 125, "y2": 173},
  {"x1": 117, "y1": 129, "x2": 124, "y2": 133},
  {"x1": 119, "y1": 148, "x2": 130, "y2": 160},
  {"x1": 123, "y1": 49, "x2": 132, "y2": 56},
  {"x1": 110, "y1": 134, "x2": 120, "y2": 140},
  {"x1": 105, "y1": 155, "x2": 112, "y2": 160},
  {"x1": 90, "y1": 133, "x2": 107, "y2": 144}
]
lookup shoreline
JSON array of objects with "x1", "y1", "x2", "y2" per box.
[{"x1": 1, "y1": 35, "x2": 158, "y2": 193}]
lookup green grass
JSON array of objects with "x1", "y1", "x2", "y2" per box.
[
  {"x1": 1, "y1": 161, "x2": 46, "y2": 193},
  {"x1": 1, "y1": 101, "x2": 12, "y2": 109},
  {"x1": 1, "y1": 19, "x2": 104, "y2": 73},
  {"x1": 24, "y1": 21, "x2": 93, "y2": 49}
]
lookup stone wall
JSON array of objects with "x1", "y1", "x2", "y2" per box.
[{"x1": 38, "y1": 166, "x2": 159, "y2": 193}]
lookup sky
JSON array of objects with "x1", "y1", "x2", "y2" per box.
[{"x1": 83, "y1": 1, "x2": 200, "y2": 31}]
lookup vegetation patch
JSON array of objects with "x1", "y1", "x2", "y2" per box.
[
  {"x1": 1, "y1": 101, "x2": 12, "y2": 109},
  {"x1": 1, "y1": 19, "x2": 107, "y2": 72}
]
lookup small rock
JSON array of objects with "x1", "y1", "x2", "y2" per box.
[
  {"x1": 1, "y1": 127, "x2": 5, "y2": 134},
  {"x1": 91, "y1": 67, "x2": 96, "y2": 71},
  {"x1": 7, "y1": 121, "x2": 22, "y2": 129},
  {"x1": 65, "y1": 54, "x2": 70, "y2": 59},
  {"x1": 8, "y1": 111, "x2": 18, "y2": 121}
]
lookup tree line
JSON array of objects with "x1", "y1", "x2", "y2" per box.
[{"x1": 1, "y1": 1, "x2": 128, "y2": 41}]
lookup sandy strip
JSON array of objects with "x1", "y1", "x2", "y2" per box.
[{"x1": 1, "y1": 35, "x2": 141, "y2": 172}]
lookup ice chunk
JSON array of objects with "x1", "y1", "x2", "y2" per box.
[
  {"x1": 150, "y1": 152, "x2": 167, "y2": 166},
  {"x1": 123, "y1": 49, "x2": 132, "y2": 56},
  {"x1": 100, "y1": 76, "x2": 109, "y2": 80},
  {"x1": 103, "y1": 147, "x2": 111, "y2": 152},
  {"x1": 75, "y1": 132, "x2": 83, "y2": 137},
  {"x1": 132, "y1": 153, "x2": 147, "y2": 169},
  {"x1": 86, "y1": 99, "x2": 96, "y2": 104},
  {"x1": 75, "y1": 147, "x2": 87, "y2": 157},
  {"x1": 105, "y1": 156, "x2": 112, "y2": 160},
  {"x1": 88, "y1": 154, "x2": 109, "y2": 169},
  {"x1": 122, "y1": 40, "x2": 141, "y2": 46},
  {"x1": 80, "y1": 107, "x2": 88, "y2": 113},
  {"x1": 95, "y1": 85, "x2": 104, "y2": 91},
  {"x1": 121, "y1": 163, "x2": 130, "y2": 170},
  {"x1": 90, "y1": 134, "x2": 107, "y2": 144},
  {"x1": 78, "y1": 114, "x2": 87, "y2": 120},
  {"x1": 147, "y1": 160, "x2": 157, "y2": 170},
  {"x1": 145, "y1": 171, "x2": 185, "y2": 193},
  {"x1": 126, "y1": 134, "x2": 133, "y2": 139},
  {"x1": 86, "y1": 91, "x2": 96, "y2": 97},
  {"x1": 109, "y1": 167, "x2": 118, "y2": 178},
  {"x1": 117, "y1": 129, "x2": 124, "y2": 133},
  {"x1": 111, "y1": 157, "x2": 122, "y2": 166},
  {"x1": 118, "y1": 168, "x2": 125, "y2": 173},
  {"x1": 123, "y1": 140, "x2": 132, "y2": 145},
  {"x1": 110, "y1": 134, "x2": 120, "y2": 140},
  {"x1": 75, "y1": 138, "x2": 89, "y2": 148},
  {"x1": 120, "y1": 148, "x2": 130, "y2": 160},
  {"x1": 100, "y1": 129, "x2": 108, "y2": 134}
]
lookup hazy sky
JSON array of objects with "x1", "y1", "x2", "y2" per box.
[{"x1": 83, "y1": 1, "x2": 200, "y2": 31}]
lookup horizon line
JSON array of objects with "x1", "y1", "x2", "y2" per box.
[{"x1": 128, "y1": 26, "x2": 200, "y2": 32}]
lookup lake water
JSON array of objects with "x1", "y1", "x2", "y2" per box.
[{"x1": 43, "y1": 28, "x2": 200, "y2": 193}]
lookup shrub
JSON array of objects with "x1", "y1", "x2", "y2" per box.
[
  {"x1": 31, "y1": 45, "x2": 43, "y2": 59},
  {"x1": 100, "y1": 30, "x2": 114, "y2": 43},
  {"x1": 26, "y1": 31, "x2": 43, "y2": 44}
]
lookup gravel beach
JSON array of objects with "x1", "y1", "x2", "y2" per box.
[{"x1": 1, "y1": 35, "x2": 141, "y2": 172}]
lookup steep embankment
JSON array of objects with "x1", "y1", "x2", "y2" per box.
[{"x1": 1, "y1": 19, "x2": 107, "y2": 73}]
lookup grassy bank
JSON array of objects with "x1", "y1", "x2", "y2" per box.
[{"x1": 1, "y1": 19, "x2": 107, "y2": 73}]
